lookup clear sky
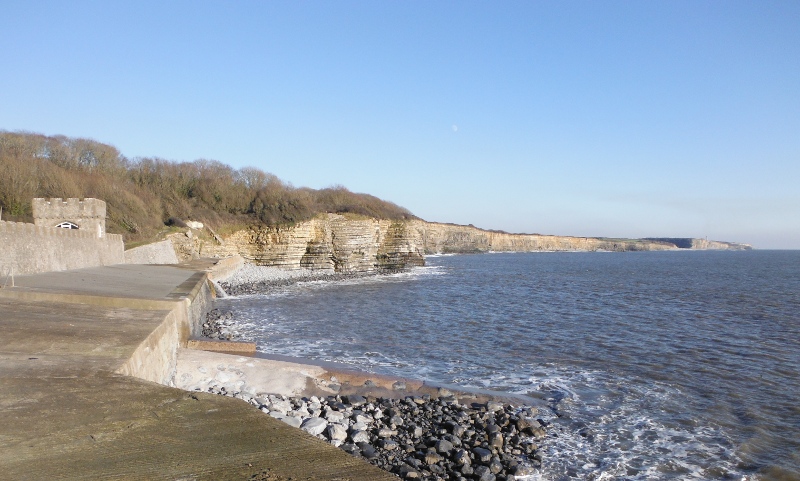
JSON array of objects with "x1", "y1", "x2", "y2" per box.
[{"x1": 2, "y1": 1, "x2": 798, "y2": 248}]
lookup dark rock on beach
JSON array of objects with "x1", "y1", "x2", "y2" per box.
[
  {"x1": 201, "y1": 308, "x2": 237, "y2": 340},
  {"x1": 201, "y1": 385, "x2": 545, "y2": 480}
]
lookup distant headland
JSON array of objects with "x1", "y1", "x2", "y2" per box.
[{"x1": 0, "y1": 131, "x2": 751, "y2": 274}]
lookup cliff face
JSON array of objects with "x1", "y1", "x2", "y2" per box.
[
  {"x1": 644, "y1": 237, "x2": 753, "y2": 251},
  {"x1": 168, "y1": 214, "x2": 751, "y2": 271},
  {"x1": 178, "y1": 214, "x2": 424, "y2": 272},
  {"x1": 689, "y1": 238, "x2": 751, "y2": 250},
  {"x1": 407, "y1": 221, "x2": 678, "y2": 254}
]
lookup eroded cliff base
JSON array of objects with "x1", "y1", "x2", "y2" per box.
[{"x1": 167, "y1": 214, "x2": 752, "y2": 272}]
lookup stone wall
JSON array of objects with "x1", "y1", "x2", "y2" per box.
[{"x1": 0, "y1": 220, "x2": 124, "y2": 276}]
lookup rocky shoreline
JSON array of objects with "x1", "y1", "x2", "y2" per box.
[
  {"x1": 208, "y1": 263, "x2": 547, "y2": 480},
  {"x1": 201, "y1": 308, "x2": 238, "y2": 340},
  {"x1": 218, "y1": 263, "x2": 391, "y2": 296},
  {"x1": 202, "y1": 384, "x2": 544, "y2": 481}
]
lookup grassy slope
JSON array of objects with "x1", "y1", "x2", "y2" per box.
[{"x1": 0, "y1": 131, "x2": 415, "y2": 246}]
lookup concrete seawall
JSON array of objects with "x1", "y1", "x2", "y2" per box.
[
  {"x1": 0, "y1": 220, "x2": 124, "y2": 276},
  {"x1": 0, "y1": 261, "x2": 395, "y2": 480},
  {"x1": 123, "y1": 239, "x2": 180, "y2": 265},
  {"x1": 116, "y1": 270, "x2": 212, "y2": 385}
]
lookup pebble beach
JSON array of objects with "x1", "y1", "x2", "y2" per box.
[
  {"x1": 205, "y1": 386, "x2": 544, "y2": 481},
  {"x1": 208, "y1": 264, "x2": 546, "y2": 480},
  {"x1": 219, "y1": 263, "x2": 378, "y2": 296}
]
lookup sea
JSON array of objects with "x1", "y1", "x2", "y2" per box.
[{"x1": 217, "y1": 250, "x2": 800, "y2": 481}]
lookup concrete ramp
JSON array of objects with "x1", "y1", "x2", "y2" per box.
[{"x1": 0, "y1": 264, "x2": 395, "y2": 480}]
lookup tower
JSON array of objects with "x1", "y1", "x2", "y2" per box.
[{"x1": 32, "y1": 198, "x2": 107, "y2": 238}]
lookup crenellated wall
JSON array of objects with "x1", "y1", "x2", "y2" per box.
[
  {"x1": 32, "y1": 197, "x2": 107, "y2": 238},
  {"x1": 0, "y1": 220, "x2": 124, "y2": 276}
]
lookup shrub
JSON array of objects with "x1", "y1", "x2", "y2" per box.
[{"x1": 0, "y1": 131, "x2": 416, "y2": 244}]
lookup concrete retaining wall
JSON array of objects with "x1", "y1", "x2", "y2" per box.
[
  {"x1": 0, "y1": 221, "x2": 124, "y2": 276},
  {"x1": 116, "y1": 307, "x2": 188, "y2": 386},
  {"x1": 124, "y1": 240, "x2": 179, "y2": 265},
  {"x1": 187, "y1": 278, "x2": 214, "y2": 339},
  {"x1": 206, "y1": 255, "x2": 245, "y2": 281},
  {"x1": 116, "y1": 274, "x2": 214, "y2": 386}
]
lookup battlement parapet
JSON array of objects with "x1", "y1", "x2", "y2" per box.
[{"x1": 32, "y1": 198, "x2": 107, "y2": 237}]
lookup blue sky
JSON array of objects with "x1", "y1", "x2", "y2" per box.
[{"x1": 2, "y1": 1, "x2": 798, "y2": 248}]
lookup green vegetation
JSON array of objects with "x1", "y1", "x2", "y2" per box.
[{"x1": 0, "y1": 131, "x2": 415, "y2": 244}]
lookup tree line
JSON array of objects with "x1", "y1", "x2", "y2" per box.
[{"x1": 0, "y1": 131, "x2": 414, "y2": 243}]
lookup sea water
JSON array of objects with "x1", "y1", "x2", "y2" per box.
[{"x1": 218, "y1": 251, "x2": 800, "y2": 480}]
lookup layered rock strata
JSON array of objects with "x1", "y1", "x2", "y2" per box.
[
  {"x1": 179, "y1": 214, "x2": 424, "y2": 271},
  {"x1": 168, "y1": 214, "x2": 750, "y2": 271},
  {"x1": 410, "y1": 221, "x2": 676, "y2": 254},
  {"x1": 644, "y1": 237, "x2": 752, "y2": 251}
]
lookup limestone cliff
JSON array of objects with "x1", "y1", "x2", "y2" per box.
[
  {"x1": 407, "y1": 221, "x2": 678, "y2": 254},
  {"x1": 171, "y1": 214, "x2": 424, "y2": 271},
  {"x1": 167, "y1": 214, "x2": 750, "y2": 271},
  {"x1": 644, "y1": 237, "x2": 752, "y2": 251}
]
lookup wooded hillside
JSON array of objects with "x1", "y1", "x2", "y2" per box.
[{"x1": 0, "y1": 131, "x2": 414, "y2": 244}]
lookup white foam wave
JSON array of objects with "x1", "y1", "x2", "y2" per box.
[
  {"x1": 216, "y1": 258, "x2": 759, "y2": 480},
  {"x1": 226, "y1": 314, "x2": 754, "y2": 480},
  {"x1": 281, "y1": 265, "x2": 445, "y2": 291},
  {"x1": 447, "y1": 367, "x2": 752, "y2": 480}
]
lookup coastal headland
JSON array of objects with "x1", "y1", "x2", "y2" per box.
[
  {"x1": 168, "y1": 213, "x2": 752, "y2": 272},
  {"x1": 0, "y1": 194, "x2": 751, "y2": 479}
]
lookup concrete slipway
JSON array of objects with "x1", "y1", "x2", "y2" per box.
[{"x1": 0, "y1": 263, "x2": 396, "y2": 480}]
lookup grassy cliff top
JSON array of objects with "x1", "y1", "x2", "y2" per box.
[{"x1": 0, "y1": 131, "x2": 415, "y2": 245}]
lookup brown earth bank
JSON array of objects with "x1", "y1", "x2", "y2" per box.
[{"x1": 167, "y1": 214, "x2": 752, "y2": 271}]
